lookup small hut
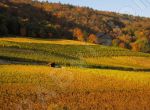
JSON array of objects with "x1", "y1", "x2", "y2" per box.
[
  {"x1": 48, "y1": 62, "x2": 61, "y2": 68},
  {"x1": 51, "y1": 62, "x2": 56, "y2": 67}
]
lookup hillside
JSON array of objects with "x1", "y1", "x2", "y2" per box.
[
  {"x1": 1, "y1": 1, "x2": 150, "y2": 109},
  {"x1": 0, "y1": 37, "x2": 150, "y2": 109},
  {"x1": 0, "y1": 0, "x2": 150, "y2": 52},
  {"x1": 0, "y1": 37, "x2": 150, "y2": 71}
]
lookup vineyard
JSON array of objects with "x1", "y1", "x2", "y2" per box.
[
  {"x1": 1, "y1": 65, "x2": 150, "y2": 110},
  {"x1": 0, "y1": 37, "x2": 150, "y2": 70},
  {"x1": 0, "y1": 0, "x2": 150, "y2": 109},
  {"x1": 0, "y1": 37, "x2": 150, "y2": 110}
]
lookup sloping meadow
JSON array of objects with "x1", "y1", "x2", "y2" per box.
[{"x1": 0, "y1": 38, "x2": 150, "y2": 70}]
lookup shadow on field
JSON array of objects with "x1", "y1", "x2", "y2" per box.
[
  {"x1": 87, "y1": 65, "x2": 150, "y2": 72},
  {"x1": 1, "y1": 56, "x2": 150, "y2": 72}
]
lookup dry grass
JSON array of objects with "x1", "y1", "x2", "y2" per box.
[{"x1": 1, "y1": 65, "x2": 150, "y2": 110}]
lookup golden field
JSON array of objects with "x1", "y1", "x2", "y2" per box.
[
  {"x1": 1, "y1": 65, "x2": 150, "y2": 110},
  {"x1": 0, "y1": 37, "x2": 150, "y2": 110}
]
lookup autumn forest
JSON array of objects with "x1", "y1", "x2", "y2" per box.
[{"x1": 0, "y1": 0, "x2": 150, "y2": 52}]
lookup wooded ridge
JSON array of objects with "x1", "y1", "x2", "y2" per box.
[{"x1": 0, "y1": 0, "x2": 150, "y2": 52}]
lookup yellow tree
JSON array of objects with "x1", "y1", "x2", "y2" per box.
[
  {"x1": 119, "y1": 42, "x2": 126, "y2": 48},
  {"x1": 73, "y1": 28, "x2": 84, "y2": 41}
]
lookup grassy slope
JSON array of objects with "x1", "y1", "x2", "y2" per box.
[
  {"x1": 0, "y1": 37, "x2": 150, "y2": 70},
  {"x1": 1, "y1": 65, "x2": 150, "y2": 110}
]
